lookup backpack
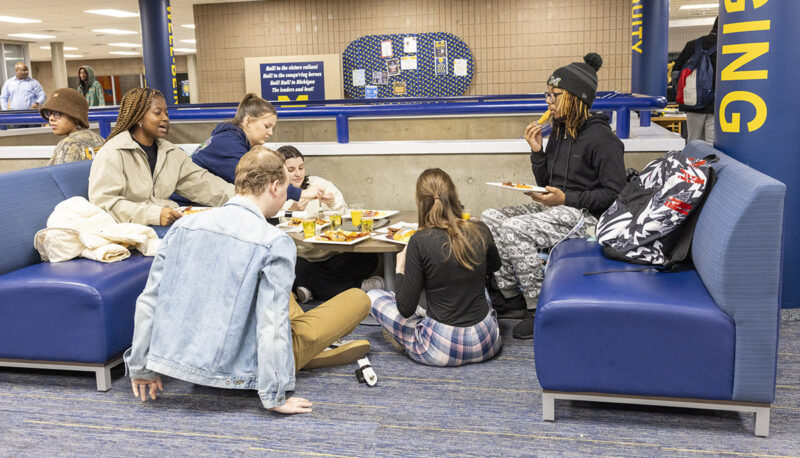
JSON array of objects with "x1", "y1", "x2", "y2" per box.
[
  {"x1": 676, "y1": 39, "x2": 716, "y2": 109},
  {"x1": 595, "y1": 150, "x2": 718, "y2": 270}
]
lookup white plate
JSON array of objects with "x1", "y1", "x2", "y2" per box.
[
  {"x1": 304, "y1": 232, "x2": 373, "y2": 245},
  {"x1": 486, "y1": 182, "x2": 547, "y2": 193},
  {"x1": 177, "y1": 206, "x2": 212, "y2": 215},
  {"x1": 375, "y1": 221, "x2": 418, "y2": 234},
  {"x1": 342, "y1": 210, "x2": 399, "y2": 220},
  {"x1": 277, "y1": 219, "x2": 330, "y2": 233}
]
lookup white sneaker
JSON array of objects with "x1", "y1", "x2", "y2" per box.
[
  {"x1": 360, "y1": 275, "x2": 385, "y2": 291},
  {"x1": 296, "y1": 286, "x2": 313, "y2": 303}
]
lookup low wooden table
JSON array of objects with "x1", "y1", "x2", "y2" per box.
[{"x1": 287, "y1": 210, "x2": 416, "y2": 291}]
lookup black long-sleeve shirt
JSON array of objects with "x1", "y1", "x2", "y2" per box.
[
  {"x1": 395, "y1": 222, "x2": 501, "y2": 327},
  {"x1": 531, "y1": 113, "x2": 626, "y2": 218}
]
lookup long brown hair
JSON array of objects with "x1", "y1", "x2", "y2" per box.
[
  {"x1": 553, "y1": 88, "x2": 591, "y2": 139},
  {"x1": 105, "y1": 87, "x2": 163, "y2": 142},
  {"x1": 416, "y1": 168, "x2": 486, "y2": 270},
  {"x1": 231, "y1": 93, "x2": 276, "y2": 126}
]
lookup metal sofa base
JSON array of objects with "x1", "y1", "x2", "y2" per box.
[
  {"x1": 542, "y1": 390, "x2": 771, "y2": 437},
  {"x1": 0, "y1": 355, "x2": 124, "y2": 391}
]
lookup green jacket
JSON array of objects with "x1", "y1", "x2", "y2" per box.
[{"x1": 77, "y1": 66, "x2": 105, "y2": 107}]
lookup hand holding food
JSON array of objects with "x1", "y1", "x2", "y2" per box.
[
  {"x1": 527, "y1": 185, "x2": 566, "y2": 206},
  {"x1": 524, "y1": 120, "x2": 544, "y2": 152},
  {"x1": 160, "y1": 207, "x2": 183, "y2": 226}
]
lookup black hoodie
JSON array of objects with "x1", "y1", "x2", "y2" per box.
[{"x1": 530, "y1": 113, "x2": 625, "y2": 218}]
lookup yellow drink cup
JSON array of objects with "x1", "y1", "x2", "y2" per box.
[
  {"x1": 330, "y1": 213, "x2": 342, "y2": 230},
  {"x1": 350, "y1": 208, "x2": 363, "y2": 227},
  {"x1": 302, "y1": 218, "x2": 316, "y2": 239},
  {"x1": 462, "y1": 211, "x2": 471, "y2": 220},
  {"x1": 361, "y1": 216, "x2": 374, "y2": 232}
]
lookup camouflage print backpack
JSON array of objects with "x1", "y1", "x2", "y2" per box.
[{"x1": 595, "y1": 150, "x2": 718, "y2": 270}]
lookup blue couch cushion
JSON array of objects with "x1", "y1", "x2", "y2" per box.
[
  {"x1": 548, "y1": 238, "x2": 603, "y2": 264},
  {"x1": 685, "y1": 141, "x2": 785, "y2": 403},
  {"x1": 0, "y1": 255, "x2": 153, "y2": 364},
  {"x1": 0, "y1": 168, "x2": 68, "y2": 276},
  {"x1": 535, "y1": 252, "x2": 735, "y2": 401},
  {"x1": 45, "y1": 160, "x2": 91, "y2": 199}
]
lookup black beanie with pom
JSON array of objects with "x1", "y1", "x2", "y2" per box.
[{"x1": 547, "y1": 52, "x2": 603, "y2": 107}]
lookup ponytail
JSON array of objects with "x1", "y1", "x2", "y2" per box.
[{"x1": 231, "y1": 93, "x2": 276, "y2": 126}]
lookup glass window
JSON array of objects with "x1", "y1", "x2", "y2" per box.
[{"x1": 3, "y1": 43, "x2": 27, "y2": 82}]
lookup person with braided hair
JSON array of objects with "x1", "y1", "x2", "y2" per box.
[
  {"x1": 368, "y1": 168, "x2": 502, "y2": 367},
  {"x1": 481, "y1": 53, "x2": 626, "y2": 340},
  {"x1": 89, "y1": 87, "x2": 234, "y2": 228}
]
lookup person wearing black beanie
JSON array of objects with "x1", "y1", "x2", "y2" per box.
[{"x1": 481, "y1": 52, "x2": 626, "y2": 340}]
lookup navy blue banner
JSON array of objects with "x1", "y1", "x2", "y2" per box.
[
  {"x1": 716, "y1": 1, "x2": 800, "y2": 308},
  {"x1": 259, "y1": 61, "x2": 325, "y2": 102}
]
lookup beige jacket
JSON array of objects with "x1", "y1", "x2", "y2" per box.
[
  {"x1": 88, "y1": 131, "x2": 234, "y2": 225},
  {"x1": 34, "y1": 196, "x2": 160, "y2": 263}
]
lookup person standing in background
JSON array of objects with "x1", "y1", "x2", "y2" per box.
[
  {"x1": 77, "y1": 66, "x2": 105, "y2": 107},
  {"x1": 674, "y1": 18, "x2": 718, "y2": 144},
  {"x1": 0, "y1": 62, "x2": 46, "y2": 110}
]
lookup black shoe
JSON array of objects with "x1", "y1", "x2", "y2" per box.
[
  {"x1": 512, "y1": 310, "x2": 535, "y2": 340},
  {"x1": 493, "y1": 293, "x2": 527, "y2": 317}
]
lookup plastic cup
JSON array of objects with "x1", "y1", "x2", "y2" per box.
[
  {"x1": 350, "y1": 208, "x2": 363, "y2": 228},
  {"x1": 361, "y1": 216, "x2": 374, "y2": 232},
  {"x1": 462, "y1": 209, "x2": 472, "y2": 220},
  {"x1": 302, "y1": 218, "x2": 316, "y2": 239},
  {"x1": 330, "y1": 212, "x2": 342, "y2": 230}
]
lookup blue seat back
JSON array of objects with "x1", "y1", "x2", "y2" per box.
[
  {"x1": 687, "y1": 140, "x2": 785, "y2": 403},
  {"x1": 45, "y1": 160, "x2": 91, "y2": 199}
]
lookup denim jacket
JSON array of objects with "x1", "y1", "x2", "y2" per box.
[{"x1": 124, "y1": 195, "x2": 297, "y2": 409}]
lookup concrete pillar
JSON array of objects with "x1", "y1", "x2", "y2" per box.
[
  {"x1": 716, "y1": 1, "x2": 800, "y2": 308},
  {"x1": 630, "y1": 0, "x2": 669, "y2": 97},
  {"x1": 50, "y1": 42, "x2": 68, "y2": 89},
  {"x1": 138, "y1": 0, "x2": 178, "y2": 104},
  {"x1": 186, "y1": 53, "x2": 199, "y2": 103}
]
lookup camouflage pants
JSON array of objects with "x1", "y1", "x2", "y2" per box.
[{"x1": 481, "y1": 203, "x2": 596, "y2": 309}]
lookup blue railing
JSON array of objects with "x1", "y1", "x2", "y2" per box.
[{"x1": 0, "y1": 92, "x2": 665, "y2": 142}]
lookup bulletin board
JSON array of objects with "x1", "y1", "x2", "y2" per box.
[{"x1": 342, "y1": 32, "x2": 474, "y2": 98}]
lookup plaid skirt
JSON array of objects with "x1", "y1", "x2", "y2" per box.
[{"x1": 368, "y1": 289, "x2": 502, "y2": 367}]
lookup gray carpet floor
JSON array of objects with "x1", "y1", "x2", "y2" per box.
[{"x1": 1, "y1": 315, "x2": 799, "y2": 457}]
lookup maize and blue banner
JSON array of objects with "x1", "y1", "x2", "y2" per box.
[{"x1": 259, "y1": 61, "x2": 326, "y2": 101}]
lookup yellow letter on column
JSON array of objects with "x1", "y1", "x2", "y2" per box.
[
  {"x1": 721, "y1": 43, "x2": 769, "y2": 81},
  {"x1": 724, "y1": 0, "x2": 769, "y2": 13},
  {"x1": 720, "y1": 91, "x2": 767, "y2": 133}
]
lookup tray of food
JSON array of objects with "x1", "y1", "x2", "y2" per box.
[
  {"x1": 177, "y1": 206, "x2": 212, "y2": 215},
  {"x1": 485, "y1": 182, "x2": 547, "y2": 193},
  {"x1": 343, "y1": 210, "x2": 399, "y2": 220},
  {"x1": 305, "y1": 230, "x2": 373, "y2": 245},
  {"x1": 277, "y1": 216, "x2": 330, "y2": 232}
]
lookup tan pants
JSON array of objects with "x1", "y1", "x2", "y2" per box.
[{"x1": 289, "y1": 287, "x2": 370, "y2": 371}]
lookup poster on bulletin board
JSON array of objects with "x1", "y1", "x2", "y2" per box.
[
  {"x1": 244, "y1": 54, "x2": 343, "y2": 102},
  {"x1": 342, "y1": 32, "x2": 473, "y2": 98}
]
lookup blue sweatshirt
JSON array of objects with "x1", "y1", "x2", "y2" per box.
[{"x1": 192, "y1": 122, "x2": 301, "y2": 201}]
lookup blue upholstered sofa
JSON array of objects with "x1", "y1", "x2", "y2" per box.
[
  {"x1": 0, "y1": 161, "x2": 153, "y2": 390},
  {"x1": 534, "y1": 141, "x2": 785, "y2": 436}
]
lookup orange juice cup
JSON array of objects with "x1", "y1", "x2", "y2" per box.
[
  {"x1": 361, "y1": 216, "x2": 374, "y2": 232},
  {"x1": 302, "y1": 218, "x2": 316, "y2": 239},
  {"x1": 350, "y1": 208, "x2": 363, "y2": 228},
  {"x1": 462, "y1": 209, "x2": 472, "y2": 220}
]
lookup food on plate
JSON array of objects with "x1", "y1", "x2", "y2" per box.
[
  {"x1": 386, "y1": 227, "x2": 417, "y2": 243},
  {"x1": 362, "y1": 210, "x2": 380, "y2": 218},
  {"x1": 316, "y1": 230, "x2": 370, "y2": 242},
  {"x1": 288, "y1": 217, "x2": 328, "y2": 226},
  {"x1": 181, "y1": 206, "x2": 210, "y2": 215},
  {"x1": 501, "y1": 181, "x2": 535, "y2": 190},
  {"x1": 537, "y1": 110, "x2": 551, "y2": 125}
]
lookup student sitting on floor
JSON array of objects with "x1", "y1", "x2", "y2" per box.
[
  {"x1": 368, "y1": 168, "x2": 502, "y2": 367},
  {"x1": 278, "y1": 145, "x2": 382, "y2": 303},
  {"x1": 124, "y1": 146, "x2": 371, "y2": 414}
]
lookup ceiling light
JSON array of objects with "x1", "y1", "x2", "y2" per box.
[
  {"x1": 174, "y1": 48, "x2": 197, "y2": 53},
  {"x1": 679, "y1": 3, "x2": 718, "y2": 9},
  {"x1": 8, "y1": 33, "x2": 56, "y2": 39},
  {"x1": 85, "y1": 9, "x2": 139, "y2": 18},
  {"x1": 40, "y1": 46, "x2": 79, "y2": 50},
  {"x1": 93, "y1": 29, "x2": 137, "y2": 35},
  {"x1": 109, "y1": 42, "x2": 142, "y2": 47},
  {"x1": 669, "y1": 17, "x2": 718, "y2": 28},
  {"x1": 109, "y1": 51, "x2": 140, "y2": 56},
  {"x1": 181, "y1": 24, "x2": 195, "y2": 29},
  {"x1": 0, "y1": 15, "x2": 41, "y2": 24},
  {"x1": 180, "y1": 39, "x2": 196, "y2": 44},
  {"x1": 64, "y1": 54, "x2": 84, "y2": 58}
]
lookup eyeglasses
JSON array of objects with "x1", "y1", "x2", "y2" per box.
[
  {"x1": 545, "y1": 91, "x2": 564, "y2": 102},
  {"x1": 42, "y1": 110, "x2": 62, "y2": 120}
]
